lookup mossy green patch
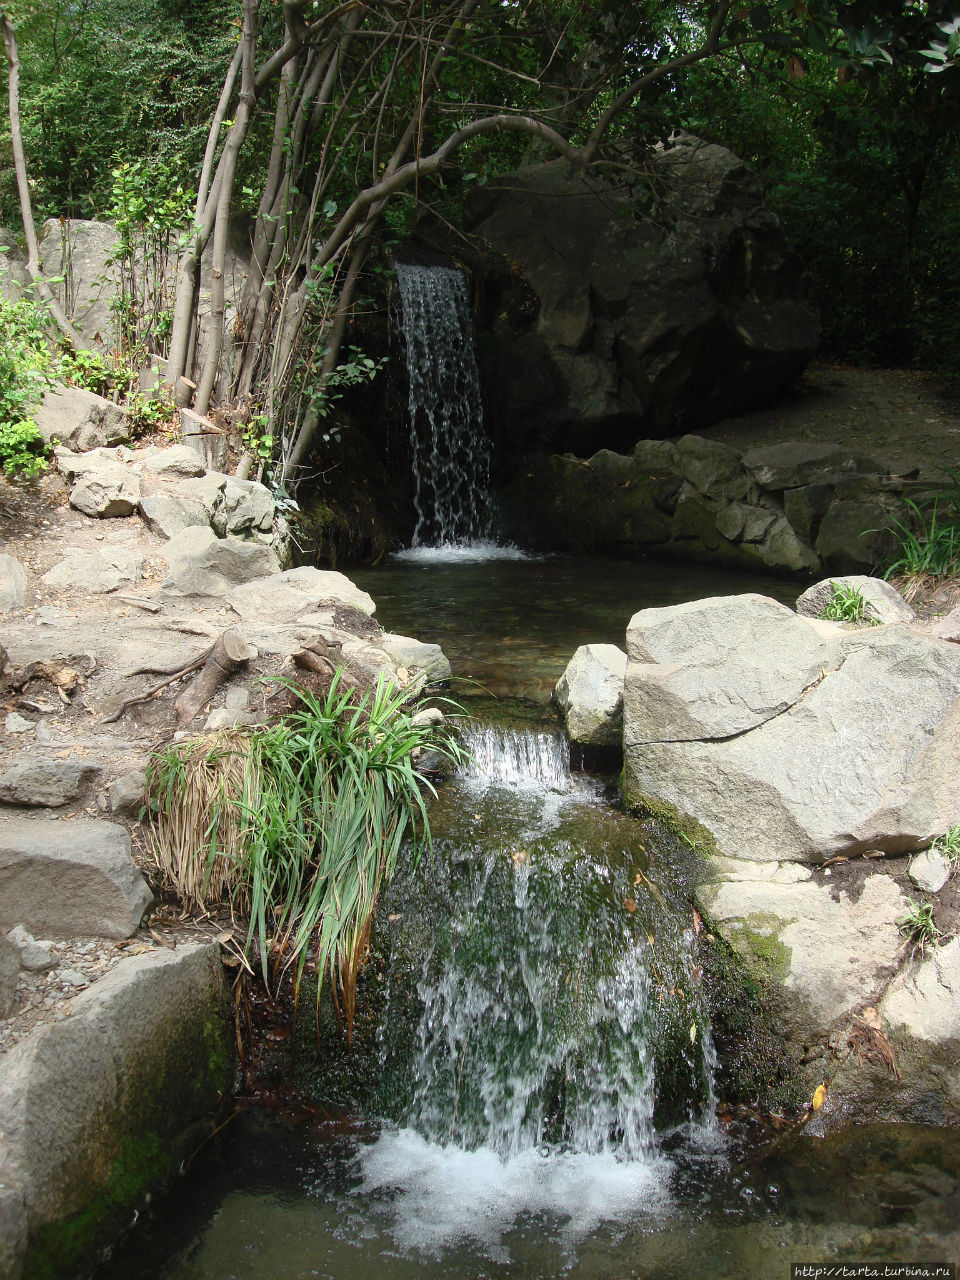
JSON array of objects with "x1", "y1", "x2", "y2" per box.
[
  {"x1": 725, "y1": 912, "x2": 793, "y2": 984},
  {"x1": 699, "y1": 911, "x2": 804, "y2": 1111},
  {"x1": 25, "y1": 1134, "x2": 173, "y2": 1280},
  {"x1": 622, "y1": 787, "x2": 718, "y2": 860}
]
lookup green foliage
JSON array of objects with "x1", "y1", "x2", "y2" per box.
[
  {"x1": 125, "y1": 387, "x2": 178, "y2": 433},
  {"x1": 929, "y1": 825, "x2": 960, "y2": 863},
  {"x1": 897, "y1": 898, "x2": 941, "y2": 957},
  {"x1": 106, "y1": 160, "x2": 196, "y2": 361},
  {"x1": 0, "y1": 415, "x2": 46, "y2": 478},
  {"x1": 680, "y1": 49, "x2": 960, "y2": 373},
  {"x1": 821, "y1": 581, "x2": 868, "y2": 622},
  {"x1": 58, "y1": 347, "x2": 111, "y2": 395},
  {"x1": 241, "y1": 414, "x2": 274, "y2": 463},
  {"x1": 147, "y1": 675, "x2": 468, "y2": 1032},
  {"x1": 0, "y1": 293, "x2": 54, "y2": 477},
  {"x1": 309, "y1": 346, "x2": 387, "y2": 441},
  {"x1": 0, "y1": 0, "x2": 236, "y2": 226},
  {"x1": 883, "y1": 496, "x2": 960, "y2": 581}
]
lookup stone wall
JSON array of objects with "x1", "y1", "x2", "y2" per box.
[{"x1": 501, "y1": 435, "x2": 910, "y2": 576}]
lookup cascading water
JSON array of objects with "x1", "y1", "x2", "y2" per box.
[
  {"x1": 394, "y1": 261, "x2": 494, "y2": 549},
  {"x1": 361, "y1": 721, "x2": 719, "y2": 1249}
]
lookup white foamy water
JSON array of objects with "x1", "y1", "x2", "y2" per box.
[
  {"x1": 391, "y1": 541, "x2": 538, "y2": 563},
  {"x1": 455, "y1": 722, "x2": 596, "y2": 830},
  {"x1": 457, "y1": 723, "x2": 574, "y2": 791},
  {"x1": 357, "y1": 1128, "x2": 674, "y2": 1256}
]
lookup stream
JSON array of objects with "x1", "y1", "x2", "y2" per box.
[{"x1": 95, "y1": 554, "x2": 960, "y2": 1280}]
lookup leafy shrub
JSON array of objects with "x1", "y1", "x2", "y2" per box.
[
  {"x1": 0, "y1": 294, "x2": 55, "y2": 478},
  {"x1": 0, "y1": 416, "x2": 47, "y2": 478}
]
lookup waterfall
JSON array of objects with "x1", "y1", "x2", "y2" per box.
[
  {"x1": 395, "y1": 261, "x2": 493, "y2": 547},
  {"x1": 370, "y1": 723, "x2": 719, "y2": 1213},
  {"x1": 457, "y1": 722, "x2": 573, "y2": 792}
]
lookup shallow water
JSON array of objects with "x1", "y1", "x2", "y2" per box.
[
  {"x1": 353, "y1": 553, "x2": 800, "y2": 700},
  {"x1": 96, "y1": 1111, "x2": 960, "y2": 1280}
]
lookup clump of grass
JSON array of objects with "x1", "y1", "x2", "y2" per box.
[
  {"x1": 897, "y1": 899, "x2": 941, "y2": 958},
  {"x1": 883, "y1": 472, "x2": 960, "y2": 598},
  {"x1": 147, "y1": 673, "x2": 468, "y2": 1035},
  {"x1": 821, "y1": 581, "x2": 868, "y2": 623},
  {"x1": 929, "y1": 824, "x2": 960, "y2": 863}
]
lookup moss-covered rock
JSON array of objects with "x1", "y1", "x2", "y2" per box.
[{"x1": 0, "y1": 943, "x2": 232, "y2": 1280}]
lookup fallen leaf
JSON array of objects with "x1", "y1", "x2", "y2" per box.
[
  {"x1": 812, "y1": 1083, "x2": 827, "y2": 1111},
  {"x1": 693, "y1": 909, "x2": 703, "y2": 935},
  {"x1": 623, "y1": 897, "x2": 636, "y2": 913},
  {"x1": 690, "y1": 1023, "x2": 697, "y2": 1044}
]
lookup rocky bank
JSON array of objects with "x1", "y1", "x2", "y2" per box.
[
  {"x1": 556, "y1": 580, "x2": 960, "y2": 1125},
  {"x1": 0, "y1": 389, "x2": 452, "y2": 1279}
]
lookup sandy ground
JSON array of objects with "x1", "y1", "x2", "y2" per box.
[{"x1": 698, "y1": 364, "x2": 960, "y2": 482}]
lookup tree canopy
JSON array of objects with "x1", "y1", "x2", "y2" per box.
[{"x1": 2, "y1": 0, "x2": 959, "y2": 484}]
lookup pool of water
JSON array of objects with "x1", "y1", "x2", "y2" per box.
[
  {"x1": 95, "y1": 1110, "x2": 960, "y2": 1280},
  {"x1": 352, "y1": 553, "x2": 801, "y2": 701}
]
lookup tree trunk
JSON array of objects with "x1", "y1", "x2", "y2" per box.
[
  {"x1": 175, "y1": 629, "x2": 256, "y2": 727},
  {"x1": 1, "y1": 14, "x2": 89, "y2": 349}
]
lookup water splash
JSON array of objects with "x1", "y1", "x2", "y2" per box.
[
  {"x1": 395, "y1": 261, "x2": 493, "y2": 547},
  {"x1": 391, "y1": 541, "x2": 536, "y2": 564}
]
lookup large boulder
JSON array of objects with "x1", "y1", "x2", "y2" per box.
[
  {"x1": 796, "y1": 575, "x2": 915, "y2": 625},
  {"x1": 159, "y1": 526, "x2": 280, "y2": 598},
  {"x1": 0, "y1": 932, "x2": 18, "y2": 1018},
  {"x1": 699, "y1": 856, "x2": 960, "y2": 1124},
  {"x1": 0, "y1": 230, "x2": 32, "y2": 304},
  {"x1": 41, "y1": 548, "x2": 143, "y2": 595},
  {"x1": 623, "y1": 595, "x2": 960, "y2": 862},
  {"x1": 0, "y1": 943, "x2": 231, "y2": 1280},
  {"x1": 39, "y1": 218, "x2": 248, "y2": 395},
  {"x1": 0, "y1": 816, "x2": 153, "y2": 939},
  {"x1": 138, "y1": 492, "x2": 210, "y2": 540},
  {"x1": 69, "y1": 463, "x2": 140, "y2": 517},
  {"x1": 467, "y1": 136, "x2": 819, "y2": 456},
  {"x1": 33, "y1": 385, "x2": 130, "y2": 452},
  {"x1": 39, "y1": 219, "x2": 121, "y2": 344},
  {"x1": 0, "y1": 760, "x2": 100, "y2": 807},
  {"x1": 225, "y1": 565, "x2": 375, "y2": 620},
  {"x1": 554, "y1": 643, "x2": 627, "y2": 746},
  {"x1": 499, "y1": 433, "x2": 902, "y2": 576}
]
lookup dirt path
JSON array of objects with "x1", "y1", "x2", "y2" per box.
[{"x1": 698, "y1": 365, "x2": 960, "y2": 482}]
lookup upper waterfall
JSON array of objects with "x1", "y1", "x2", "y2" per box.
[{"x1": 394, "y1": 260, "x2": 493, "y2": 548}]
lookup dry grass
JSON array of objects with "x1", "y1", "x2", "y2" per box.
[{"x1": 145, "y1": 729, "x2": 255, "y2": 913}]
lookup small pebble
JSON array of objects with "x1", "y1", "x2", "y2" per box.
[
  {"x1": 4, "y1": 712, "x2": 34, "y2": 734},
  {"x1": 59, "y1": 969, "x2": 89, "y2": 989}
]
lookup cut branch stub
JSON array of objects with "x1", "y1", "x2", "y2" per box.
[{"x1": 175, "y1": 629, "x2": 257, "y2": 728}]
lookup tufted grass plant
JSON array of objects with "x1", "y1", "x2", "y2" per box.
[
  {"x1": 821, "y1": 581, "x2": 868, "y2": 623},
  {"x1": 147, "y1": 673, "x2": 468, "y2": 1036},
  {"x1": 883, "y1": 489, "x2": 960, "y2": 600},
  {"x1": 929, "y1": 825, "x2": 960, "y2": 864},
  {"x1": 897, "y1": 899, "x2": 941, "y2": 958}
]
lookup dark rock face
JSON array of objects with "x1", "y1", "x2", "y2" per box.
[{"x1": 466, "y1": 136, "x2": 820, "y2": 457}]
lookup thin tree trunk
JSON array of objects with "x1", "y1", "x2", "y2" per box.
[
  {"x1": 1, "y1": 14, "x2": 88, "y2": 348},
  {"x1": 194, "y1": 0, "x2": 259, "y2": 415}
]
